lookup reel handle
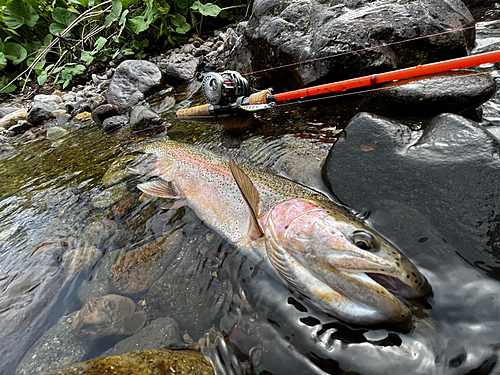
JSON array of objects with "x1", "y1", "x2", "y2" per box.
[{"x1": 176, "y1": 104, "x2": 211, "y2": 118}]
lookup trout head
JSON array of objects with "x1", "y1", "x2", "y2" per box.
[{"x1": 264, "y1": 198, "x2": 429, "y2": 325}]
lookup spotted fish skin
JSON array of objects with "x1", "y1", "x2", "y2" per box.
[{"x1": 137, "y1": 139, "x2": 429, "y2": 325}]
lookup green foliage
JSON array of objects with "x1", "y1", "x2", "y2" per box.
[
  {"x1": 0, "y1": 0, "x2": 251, "y2": 93},
  {"x1": 191, "y1": 0, "x2": 220, "y2": 17},
  {"x1": 3, "y1": 0, "x2": 39, "y2": 29}
]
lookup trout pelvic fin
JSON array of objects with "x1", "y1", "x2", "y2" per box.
[
  {"x1": 229, "y1": 158, "x2": 264, "y2": 239},
  {"x1": 137, "y1": 179, "x2": 181, "y2": 199}
]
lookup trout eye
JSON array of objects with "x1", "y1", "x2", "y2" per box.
[{"x1": 352, "y1": 230, "x2": 377, "y2": 251}]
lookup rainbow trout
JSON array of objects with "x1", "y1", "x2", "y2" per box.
[{"x1": 137, "y1": 139, "x2": 428, "y2": 325}]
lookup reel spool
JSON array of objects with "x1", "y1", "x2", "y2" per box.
[{"x1": 202, "y1": 71, "x2": 251, "y2": 106}]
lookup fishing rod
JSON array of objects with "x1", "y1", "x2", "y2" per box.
[{"x1": 176, "y1": 50, "x2": 500, "y2": 119}]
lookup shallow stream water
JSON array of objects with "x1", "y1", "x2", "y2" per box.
[{"x1": 1, "y1": 20, "x2": 500, "y2": 375}]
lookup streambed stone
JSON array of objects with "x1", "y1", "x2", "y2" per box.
[
  {"x1": 16, "y1": 312, "x2": 94, "y2": 375},
  {"x1": 47, "y1": 348, "x2": 214, "y2": 375},
  {"x1": 107, "y1": 60, "x2": 163, "y2": 112},
  {"x1": 27, "y1": 102, "x2": 58, "y2": 125},
  {"x1": 77, "y1": 248, "x2": 127, "y2": 304},
  {"x1": 101, "y1": 316, "x2": 180, "y2": 357},
  {"x1": 102, "y1": 114, "x2": 128, "y2": 133},
  {"x1": 323, "y1": 112, "x2": 500, "y2": 271},
  {"x1": 0, "y1": 266, "x2": 63, "y2": 342},
  {"x1": 143, "y1": 228, "x2": 234, "y2": 333},
  {"x1": 62, "y1": 245, "x2": 103, "y2": 278},
  {"x1": 228, "y1": 0, "x2": 474, "y2": 90},
  {"x1": 159, "y1": 54, "x2": 200, "y2": 83},
  {"x1": 92, "y1": 183, "x2": 128, "y2": 209},
  {"x1": 0, "y1": 108, "x2": 28, "y2": 129},
  {"x1": 72, "y1": 294, "x2": 147, "y2": 339},
  {"x1": 102, "y1": 154, "x2": 137, "y2": 187},
  {"x1": 110, "y1": 231, "x2": 184, "y2": 295},
  {"x1": 30, "y1": 239, "x2": 70, "y2": 265},
  {"x1": 129, "y1": 105, "x2": 163, "y2": 132},
  {"x1": 91, "y1": 104, "x2": 121, "y2": 126},
  {"x1": 359, "y1": 71, "x2": 496, "y2": 117},
  {"x1": 46, "y1": 126, "x2": 69, "y2": 141}
]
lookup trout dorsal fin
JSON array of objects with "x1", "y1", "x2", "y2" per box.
[{"x1": 229, "y1": 158, "x2": 264, "y2": 239}]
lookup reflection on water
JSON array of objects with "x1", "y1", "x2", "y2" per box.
[{"x1": 1, "y1": 21, "x2": 500, "y2": 375}]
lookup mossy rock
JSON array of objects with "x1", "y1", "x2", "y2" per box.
[{"x1": 48, "y1": 348, "x2": 214, "y2": 375}]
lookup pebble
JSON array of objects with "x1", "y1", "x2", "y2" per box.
[
  {"x1": 72, "y1": 294, "x2": 147, "y2": 339},
  {"x1": 46, "y1": 126, "x2": 69, "y2": 141}
]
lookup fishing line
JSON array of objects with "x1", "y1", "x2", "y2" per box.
[{"x1": 241, "y1": 25, "x2": 477, "y2": 77}]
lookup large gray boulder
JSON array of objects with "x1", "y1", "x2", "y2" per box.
[
  {"x1": 227, "y1": 0, "x2": 474, "y2": 90},
  {"x1": 107, "y1": 60, "x2": 163, "y2": 112}
]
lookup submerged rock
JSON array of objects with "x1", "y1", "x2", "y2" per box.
[
  {"x1": 144, "y1": 226, "x2": 234, "y2": 333},
  {"x1": 359, "y1": 71, "x2": 496, "y2": 117},
  {"x1": 30, "y1": 239, "x2": 70, "y2": 265},
  {"x1": 16, "y1": 312, "x2": 94, "y2": 375},
  {"x1": 323, "y1": 112, "x2": 500, "y2": 270},
  {"x1": 129, "y1": 105, "x2": 164, "y2": 132},
  {"x1": 92, "y1": 183, "x2": 128, "y2": 208},
  {"x1": 47, "y1": 348, "x2": 214, "y2": 375},
  {"x1": 72, "y1": 294, "x2": 147, "y2": 339},
  {"x1": 102, "y1": 114, "x2": 128, "y2": 134},
  {"x1": 101, "y1": 316, "x2": 180, "y2": 357},
  {"x1": 46, "y1": 126, "x2": 69, "y2": 141},
  {"x1": 110, "y1": 231, "x2": 184, "y2": 295},
  {"x1": 91, "y1": 104, "x2": 121, "y2": 126},
  {"x1": 77, "y1": 248, "x2": 128, "y2": 304},
  {"x1": 107, "y1": 60, "x2": 163, "y2": 112},
  {"x1": 0, "y1": 266, "x2": 63, "y2": 342},
  {"x1": 228, "y1": 0, "x2": 474, "y2": 90},
  {"x1": 61, "y1": 245, "x2": 103, "y2": 278}
]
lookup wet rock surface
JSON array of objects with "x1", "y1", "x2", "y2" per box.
[
  {"x1": 61, "y1": 245, "x2": 103, "y2": 278},
  {"x1": 323, "y1": 112, "x2": 500, "y2": 271},
  {"x1": 228, "y1": 0, "x2": 474, "y2": 89},
  {"x1": 72, "y1": 294, "x2": 147, "y2": 339},
  {"x1": 101, "y1": 316, "x2": 180, "y2": 357},
  {"x1": 160, "y1": 54, "x2": 200, "y2": 83},
  {"x1": 102, "y1": 114, "x2": 129, "y2": 133},
  {"x1": 110, "y1": 231, "x2": 184, "y2": 295},
  {"x1": 16, "y1": 312, "x2": 95, "y2": 375},
  {"x1": 27, "y1": 101, "x2": 58, "y2": 125},
  {"x1": 77, "y1": 248, "x2": 128, "y2": 304},
  {"x1": 47, "y1": 348, "x2": 214, "y2": 375},
  {"x1": 0, "y1": 108, "x2": 28, "y2": 129},
  {"x1": 143, "y1": 222, "x2": 235, "y2": 334},
  {"x1": 91, "y1": 104, "x2": 121, "y2": 126},
  {"x1": 129, "y1": 105, "x2": 164, "y2": 132},
  {"x1": 0, "y1": 266, "x2": 63, "y2": 342},
  {"x1": 107, "y1": 60, "x2": 164, "y2": 112},
  {"x1": 359, "y1": 71, "x2": 496, "y2": 117}
]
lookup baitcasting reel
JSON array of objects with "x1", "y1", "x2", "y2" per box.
[{"x1": 202, "y1": 70, "x2": 251, "y2": 106}]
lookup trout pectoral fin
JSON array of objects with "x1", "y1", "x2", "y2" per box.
[
  {"x1": 229, "y1": 158, "x2": 264, "y2": 239},
  {"x1": 160, "y1": 199, "x2": 187, "y2": 213},
  {"x1": 137, "y1": 179, "x2": 181, "y2": 199}
]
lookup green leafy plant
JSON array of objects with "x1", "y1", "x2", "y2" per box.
[{"x1": 0, "y1": 0, "x2": 252, "y2": 94}]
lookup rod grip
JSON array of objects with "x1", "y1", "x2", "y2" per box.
[
  {"x1": 249, "y1": 90, "x2": 272, "y2": 105},
  {"x1": 176, "y1": 104, "x2": 211, "y2": 118}
]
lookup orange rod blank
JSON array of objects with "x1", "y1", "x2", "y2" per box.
[{"x1": 272, "y1": 50, "x2": 500, "y2": 102}]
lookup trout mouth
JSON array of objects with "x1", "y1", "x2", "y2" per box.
[{"x1": 365, "y1": 272, "x2": 422, "y2": 299}]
